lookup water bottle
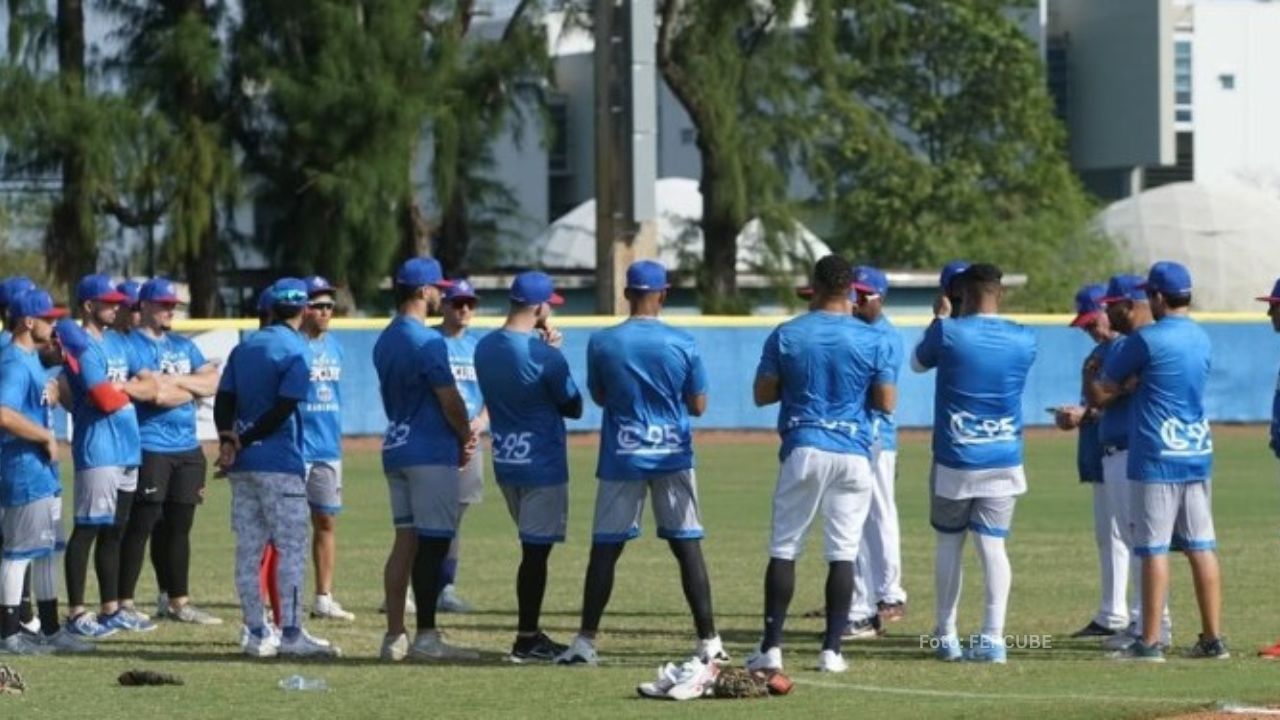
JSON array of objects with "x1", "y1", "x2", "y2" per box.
[{"x1": 278, "y1": 674, "x2": 327, "y2": 692}]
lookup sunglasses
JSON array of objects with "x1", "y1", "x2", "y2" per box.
[
  {"x1": 308, "y1": 302, "x2": 336, "y2": 312},
  {"x1": 449, "y1": 299, "x2": 477, "y2": 310}
]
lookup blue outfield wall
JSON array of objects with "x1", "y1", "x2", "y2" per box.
[{"x1": 310, "y1": 318, "x2": 1280, "y2": 436}]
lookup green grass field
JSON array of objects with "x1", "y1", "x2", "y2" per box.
[{"x1": 5, "y1": 430, "x2": 1280, "y2": 719}]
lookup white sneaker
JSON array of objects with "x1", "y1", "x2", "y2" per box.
[
  {"x1": 818, "y1": 649, "x2": 848, "y2": 673},
  {"x1": 19, "y1": 617, "x2": 40, "y2": 635},
  {"x1": 437, "y1": 584, "x2": 472, "y2": 613},
  {"x1": 279, "y1": 629, "x2": 341, "y2": 658},
  {"x1": 555, "y1": 634, "x2": 599, "y2": 666},
  {"x1": 2, "y1": 633, "x2": 52, "y2": 655},
  {"x1": 243, "y1": 628, "x2": 280, "y2": 658},
  {"x1": 311, "y1": 594, "x2": 356, "y2": 621},
  {"x1": 380, "y1": 632, "x2": 409, "y2": 662},
  {"x1": 636, "y1": 662, "x2": 682, "y2": 699},
  {"x1": 42, "y1": 628, "x2": 96, "y2": 653},
  {"x1": 745, "y1": 646, "x2": 783, "y2": 672},
  {"x1": 667, "y1": 657, "x2": 721, "y2": 701},
  {"x1": 409, "y1": 630, "x2": 480, "y2": 661},
  {"x1": 696, "y1": 635, "x2": 729, "y2": 664}
]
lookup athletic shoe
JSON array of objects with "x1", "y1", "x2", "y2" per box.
[
  {"x1": 1258, "y1": 640, "x2": 1280, "y2": 660},
  {"x1": 556, "y1": 634, "x2": 600, "y2": 666},
  {"x1": 155, "y1": 592, "x2": 170, "y2": 620},
  {"x1": 1186, "y1": 634, "x2": 1230, "y2": 660},
  {"x1": 409, "y1": 630, "x2": 480, "y2": 661},
  {"x1": 934, "y1": 634, "x2": 962, "y2": 662},
  {"x1": 842, "y1": 616, "x2": 883, "y2": 641},
  {"x1": 963, "y1": 636, "x2": 1007, "y2": 664},
  {"x1": 745, "y1": 646, "x2": 783, "y2": 672},
  {"x1": 168, "y1": 603, "x2": 224, "y2": 626},
  {"x1": 509, "y1": 631, "x2": 569, "y2": 664},
  {"x1": 1111, "y1": 640, "x2": 1166, "y2": 663},
  {"x1": 817, "y1": 649, "x2": 849, "y2": 673},
  {"x1": 41, "y1": 629, "x2": 96, "y2": 653},
  {"x1": 1, "y1": 632, "x2": 52, "y2": 655},
  {"x1": 696, "y1": 635, "x2": 730, "y2": 664},
  {"x1": 120, "y1": 605, "x2": 151, "y2": 623},
  {"x1": 310, "y1": 595, "x2": 356, "y2": 621},
  {"x1": 1102, "y1": 625, "x2": 1172, "y2": 652},
  {"x1": 637, "y1": 662, "x2": 682, "y2": 699},
  {"x1": 377, "y1": 590, "x2": 417, "y2": 615},
  {"x1": 380, "y1": 632, "x2": 409, "y2": 662},
  {"x1": 279, "y1": 629, "x2": 341, "y2": 658},
  {"x1": 101, "y1": 609, "x2": 157, "y2": 633},
  {"x1": 437, "y1": 584, "x2": 472, "y2": 614},
  {"x1": 667, "y1": 657, "x2": 720, "y2": 701},
  {"x1": 877, "y1": 601, "x2": 907, "y2": 623},
  {"x1": 66, "y1": 613, "x2": 118, "y2": 639},
  {"x1": 19, "y1": 617, "x2": 40, "y2": 635},
  {"x1": 243, "y1": 627, "x2": 280, "y2": 658},
  {"x1": 1071, "y1": 620, "x2": 1119, "y2": 638}
]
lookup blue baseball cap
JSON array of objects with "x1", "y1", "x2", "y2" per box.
[
  {"x1": 1255, "y1": 278, "x2": 1280, "y2": 303},
  {"x1": 304, "y1": 275, "x2": 335, "y2": 298},
  {"x1": 117, "y1": 280, "x2": 142, "y2": 308},
  {"x1": 1100, "y1": 274, "x2": 1146, "y2": 305},
  {"x1": 444, "y1": 278, "x2": 478, "y2": 302},
  {"x1": 77, "y1": 273, "x2": 128, "y2": 304},
  {"x1": 9, "y1": 289, "x2": 67, "y2": 323},
  {"x1": 395, "y1": 257, "x2": 453, "y2": 289},
  {"x1": 509, "y1": 271, "x2": 564, "y2": 306},
  {"x1": 1140, "y1": 261, "x2": 1192, "y2": 297},
  {"x1": 939, "y1": 260, "x2": 970, "y2": 293},
  {"x1": 625, "y1": 260, "x2": 670, "y2": 292},
  {"x1": 139, "y1": 277, "x2": 181, "y2": 305},
  {"x1": 1069, "y1": 284, "x2": 1106, "y2": 327},
  {"x1": 852, "y1": 266, "x2": 888, "y2": 298},
  {"x1": 271, "y1": 278, "x2": 309, "y2": 308},
  {"x1": 256, "y1": 286, "x2": 275, "y2": 314},
  {"x1": 0, "y1": 276, "x2": 37, "y2": 307}
]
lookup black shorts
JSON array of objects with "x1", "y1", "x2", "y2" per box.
[{"x1": 138, "y1": 449, "x2": 208, "y2": 505}]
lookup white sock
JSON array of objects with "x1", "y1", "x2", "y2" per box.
[
  {"x1": 32, "y1": 556, "x2": 58, "y2": 601},
  {"x1": 933, "y1": 531, "x2": 966, "y2": 637},
  {"x1": 0, "y1": 559, "x2": 31, "y2": 605},
  {"x1": 973, "y1": 532, "x2": 1011, "y2": 639}
]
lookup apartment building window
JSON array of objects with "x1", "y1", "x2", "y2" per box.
[
  {"x1": 548, "y1": 94, "x2": 569, "y2": 175},
  {"x1": 1174, "y1": 39, "x2": 1192, "y2": 124}
]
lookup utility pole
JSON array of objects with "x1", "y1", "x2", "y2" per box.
[{"x1": 594, "y1": 0, "x2": 657, "y2": 315}]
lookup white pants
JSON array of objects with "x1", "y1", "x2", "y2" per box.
[
  {"x1": 230, "y1": 472, "x2": 309, "y2": 631},
  {"x1": 769, "y1": 448, "x2": 873, "y2": 562},
  {"x1": 850, "y1": 447, "x2": 906, "y2": 621}
]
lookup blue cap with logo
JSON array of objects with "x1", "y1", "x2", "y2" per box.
[
  {"x1": 1140, "y1": 261, "x2": 1193, "y2": 298},
  {"x1": 1255, "y1": 278, "x2": 1280, "y2": 303},
  {"x1": 510, "y1": 271, "x2": 564, "y2": 306},
  {"x1": 625, "y1": 260, "x2": 670, "y2": 292},
  {"x1": 395, "y1": 257, "x2": 453, "y2": 289},
  {"x1": 0, "y1": 276, "x2": 37, "y2": 307},
  {"x1": 117, "y1": 280, "x2": 142, "y2": 308},
  {"x1": 1069, "y1": 284, "x2": 1106, "y2": 327},
  {"x1": 444, "y1": 278, "x2": 478, "y2": 301},
  {"x1": 9, "y1": 289, "x2": 67, "y2": 323},
  {"x1": 139, "y1": 277, "x2": 181, "y2": 305},
  {"x1": 1100, "y1": 274, "x2": 1146, "y2": 305},
  {"x1": 271, "y1": 278, "x2": 309, "y2": 308},
  {"x1": 304, "y1": 275, "x2": 335, "y2": 298},
  {"x1": 939, "y1": 260, "x2": 971, "y2": 293},
  {"x1": 256, "y1": 285, "x2": 275, "y2": 314},
  {"x1": 77, "y1": 273, "x2": 128, "y2": 304},
  {"x1": 852, "y1": 266, "x2": 889, "y2": 298}
]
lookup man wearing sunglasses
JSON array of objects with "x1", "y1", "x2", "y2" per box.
[{"x1": 299, "y1": 276, "x2": 354, "y2": 623}]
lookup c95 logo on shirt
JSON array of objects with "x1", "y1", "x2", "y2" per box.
[
  {"x1": 383, "y1": 421, "x2": 411, "y2": 450},
  {"x1": 492, "y1": 431, "x2": 533, "y2": 465},
  {"x1": 949, "y1": 411, "x2": 1016, "y2": 445},
  {"x1": 617, "y1": 424, "x2": 682, "y2": 456},
  {"x1": 1159, "y1": 418, "x2": 1212, "y2": 457}
]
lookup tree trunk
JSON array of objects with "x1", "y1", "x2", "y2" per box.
[
  {"x1": 398, "y1": 190, "x2": 432, "y2": 262},
  {"x1": 184, "y1": 209, "x2": 219, "y2": 317},
  {"x1": 698, "y1": 157, "x2": 742, "y2": 313},
  {"x1": 434, "y1": 185, "x2": 470, "y2": 277},
  {"x1": 47, "y1": 0, "x2": 96, "y2": 295}
]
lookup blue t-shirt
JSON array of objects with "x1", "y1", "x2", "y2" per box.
[
  {"x1": 217, "y1": 324, "x2": 312, "y2": 476},
  {"x1": 67, "y1": 329, "x2": 142, "y2": 470},
  {"x1": 301, "y1": 333, "x2": 343, "y2": 462},
  {"x1": 868, "y1": 315, "x2": 903, "y2": 452},
  {"x1": 1102, "y1": 314, "x2": 1213, "y2": 483},
  {"x1": 0, "y1": 344, "x2": 60, "y2": 507},
  {"x1": 1271, "y1": 360, "x2": 1280, "y2": 459},
  {"x1": 1076, "y1": 342, "x2": 1105, "y2": 483},
  {"x1": 1098, "y1": 337, "x2": 1135, "y2": 451},
  {"x1": 475, "y1": 329, "x2": 581, "y2": 487},
  {"x1": 914, "y1": 315, "x2": 1037, "y2": 470},
  {"x1": 755, "y1": 311, "x2": 895, "y2": 462},
  {"x1": 373, "y1": 315, "x2": 460, "y2": 470},
  {"x1": 0, "y1": 330, "x2": 11, "y2": 350},
  {"x1": 128, "y1": 330, "x2": 208, "y2": 453},
  {"x1": 587, "y1": 317, "x2": 707, "y2": 481},
  {"x1": 436, "y1": 329, "x2": 484, "y2": 421}
]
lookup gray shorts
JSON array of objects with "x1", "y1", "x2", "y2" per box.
[
  {"x1": 305, "y1": 460, "x2": 343, "y2": 516},
  {"x1": 74, "y1": 467, "x2": 137, "y2": 526},
  {"x1": 386, "y1": 465, "x2": 460, "y2": 540},
  {"x1": 500, "y1": 484, "x2": 567, "y2": 545},
  {"x1": 459, "y1": 449, "x2": 485, "y2": 505},
  {"x1": 0, "y1": 496, "x2": 64, "y2": 560},
  {"x1": 591, "y1": 471, "x2": 703, "y2": 543},
  {"x1": 1130, "y1": 480, "x2": 1216, "y2": 556},
  {"x1": 930, "y1": 494, "x2": 1015, "y2": 537}
]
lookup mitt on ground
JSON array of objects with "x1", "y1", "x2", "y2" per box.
[
  {"x1": 118, "y1": 669, "x2": 185, "y2": 687},
  {"x1": 0, "y1": 664, "x2": 25, "y2": 695}
]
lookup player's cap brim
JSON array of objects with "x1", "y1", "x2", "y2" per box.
[
  {"x1": 796, "y1": 286, "x2": 814, "y2": 298},
  {"x1": 93, "y1": 291, "x2": 129, "y2": 303},
  {"x1": 851, "y1": 282, "x2": 879, "y2": 295},
  {"x1": 432, "y1": 279, "x2": 455, "y2": 289},
  {"x1": 1255, "y1": 296, "x2": 1280, "y2": 303},
  {"x1": 144, "y1": 296, "x2": 182, "y2": 306},
  {"x1": 1069, "y1": 310, "x2": 1101, "y2": 328},
  {"x1": 625, "y1": 284, "x2": 670, "y2": 292},
  {"x1": 36, "y1": 307, "x2": 69, "y2": 320},
  {"x1": 548, "y1": 292, "x2": 565, "y2": 306}
]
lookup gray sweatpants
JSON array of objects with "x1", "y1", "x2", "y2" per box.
[{"x1": 229, "y1": 472, "x2": 309, "y2": 631}]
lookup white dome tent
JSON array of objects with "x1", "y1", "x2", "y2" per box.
[{"x1": 1097, "y1": 180, "x2": 1280, "y2": 311}]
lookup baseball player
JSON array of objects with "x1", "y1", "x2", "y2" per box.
[
  {"x1": 114, "y1": 281, "x2": 142, "y2": 334},
  {"x1": 1257, "y1": 277, "x2": 1280, "y2": 659},
  {"x1": 298, "y1": 275, "x2": 354, "y2": 622},
  {"x1": 562, "y1": 259, "x2": 724, "y2": 671},
  {"x1": 0, "y1": 276, "x2": 39, "y2": 634},
  {"x1": 746, "y1": 255, "x2": 896, "y2": 674},
  {"x1": 1098, "y1": 261, "x2": 1226, "y2": 662},
  {"x1": 214, "y1": 277, "x2": 338, "y2": 658},
  {"x1": 473, "y1": 271, "x2": 579, "y2": 664},
  {"x1": 0, "y1": 293, "x2": 93, "y2": 654},
  {"x1": 433, "y1": 279, "x2": 487, "y2": 614},
  {"x1": 938, "y1": 260, "x2": 970, "y2": 319},
  {"x1": 1053, "y1": 283, "x2": 1126, "y2": 638},
  {"x1": 843, "y1": 266, "x2": 907, "y2": 640},
  {"x1": 62, "y1": 274, "x2": 160, "y2": 637},
  {"x1": 372, "y1": 257, "x2": 476, "y2": 662},
  {"x1": 116, "y1": 278, "x2": 222, "y2": 626},
  {"x1": 913, "y1": 263, "x2": 1037, "y2": 664}
]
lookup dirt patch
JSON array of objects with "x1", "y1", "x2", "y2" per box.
[{"x1": 1162, "y1": 706, "x2": 1280, "y2": 720}]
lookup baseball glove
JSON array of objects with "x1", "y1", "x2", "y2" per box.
[
  {"x1": 118, "y1": 669, "x2": 185, "y2": 687},
  {"x1": 710, "y1": 668, "x2": 770, "y2": 699},
  {"x1": 0, "y1": 664, "x2": 25, "y2": 695}
]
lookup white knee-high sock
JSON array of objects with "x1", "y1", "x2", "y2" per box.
[
  {"x1": 934, "y1": 531, "x2": 966, "y2": 637},
  {"x1": 32, "y1": 556, "x2": 58, "y2": 601},
  {"x1": 973, "y1": 532, "x2": 1011, "y2": 640},
  {"x1": 0, "y1": 559, "x2": 31, "y2": 605}
]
